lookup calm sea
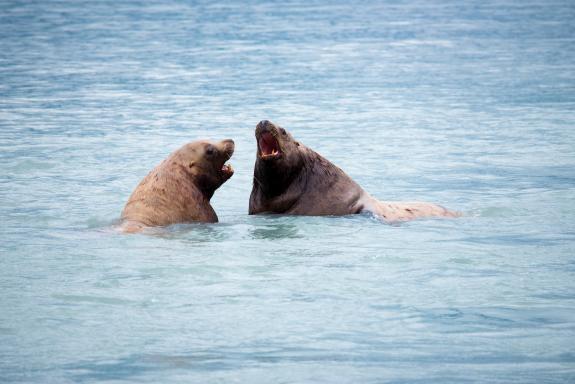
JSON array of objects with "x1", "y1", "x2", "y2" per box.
[{"x1": 1, "y1": 0, "x2": 574, "y2": 382}]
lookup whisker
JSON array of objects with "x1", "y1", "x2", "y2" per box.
[{"x1": 253, "y1": 174, "x2": 264, "y2": 187}]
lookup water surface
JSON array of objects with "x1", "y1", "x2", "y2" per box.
[{"x1": 1, "y1": 0, "x2": 575, "y2": 383}]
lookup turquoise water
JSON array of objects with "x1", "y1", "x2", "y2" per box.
[{"x1": 1, "y1": 0, "x2": 575, "y2": 382}]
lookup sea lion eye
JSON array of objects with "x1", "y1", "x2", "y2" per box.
[
  {"x1": 279, "y1": 128, "x2": 287, "y2": 135},
  {"x1": 205, "y1": 145, "x2": 215, "y2": 156}
]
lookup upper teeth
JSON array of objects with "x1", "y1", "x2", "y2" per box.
[{"x1": 271, "y1": 150, "x2": 278, "y2": 155}]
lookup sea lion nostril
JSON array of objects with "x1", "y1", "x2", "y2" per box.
[
  {"x1": 222, "y1": 139, "x2": 235, "y2": 150},
  {"x1": 223, "y1": 140, "x2": 235, "y2": 155},
  {"x1": 258, "y1": 120, "x2": 271, "y2": 130}
]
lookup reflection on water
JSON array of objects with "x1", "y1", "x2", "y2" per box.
[
  {"x1": 144, "y1": 223, "x2": 233, "y2": 243},
  {"x1": 249, "y1": 221, "x2": 303, "y2": 240}
]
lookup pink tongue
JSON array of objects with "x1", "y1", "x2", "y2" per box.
[{"x1": 259, "y1": 132, "x2": 278, "y2": 155}]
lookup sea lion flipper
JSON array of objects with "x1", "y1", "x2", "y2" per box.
[{"x1": 366, "y1": 199, "x2": 460, "y2": 222}]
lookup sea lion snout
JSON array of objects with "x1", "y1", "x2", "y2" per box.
[
  {"x1": 257, "y1": 120, "x2": 272, "y2": 130},
  {"x1": 219, "y1": 139, "x2": 235, "y2": 157},
  {"x1": 214, "y1": 139, "x2": 235, "y2": 180},
  {"x1": 255, "y1": 120, "x2": 278, "y2": 138}
]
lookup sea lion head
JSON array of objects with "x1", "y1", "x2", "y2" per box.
[
  {"x1": 178, "y1": 139, "x2": 235, "y2": 199},
  {"x1": 255, "y1": 120, "x2": 303, "y2": 166},
  {"x1": 253, "y1": 120, "x2": 305, "y2": 196}
]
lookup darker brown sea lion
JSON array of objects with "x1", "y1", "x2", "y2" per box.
[
  {"x1": 249, "y1": 120, "x2": 458, "y2": 221},
  {"x1": 120, "y1": 139, "x2": 235, "y2": 233}
]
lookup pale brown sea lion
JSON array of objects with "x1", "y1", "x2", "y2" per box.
[
  {"x1": 120, "y1": 139, "x2": 235, "y2": 233},
  {"x1": 249, "y1": 120, "x2": 458, "y2": 221}
]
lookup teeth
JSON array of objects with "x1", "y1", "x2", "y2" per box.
[{"x1": 260, "y1": 150, "x2": 279, "y2": 158}]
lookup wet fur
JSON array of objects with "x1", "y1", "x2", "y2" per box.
[
  {"x1": 249, "y1": 121, "x2": 459, "y2": 221},
  {"x1": 120, "y1": 140, "x2": 233, "y2": 233}
]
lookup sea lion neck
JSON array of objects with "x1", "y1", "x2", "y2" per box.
[
  {"x1": 190, "y1": 172, "x2": 220, "y2": 201},
  {"x1": 253, "y1": 156, "x2": 304, "y2": 198},
  {"x1": 154, "y1": 163, "x2": 216, "y2": 202}
]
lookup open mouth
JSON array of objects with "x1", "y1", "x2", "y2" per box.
[
  {"x1": 258, "y1": 132, "x2": 281, "y2": 159},
  {"x1": 220, "y1": 163, "x2": 234, "y2": 179},
  {"x1": 219, "y1": 140, "x2": 235, "y2": 179}
]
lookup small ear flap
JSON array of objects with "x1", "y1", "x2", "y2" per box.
[{"x1": 188, "y1": 161, "x2": 195, "y2": 168}]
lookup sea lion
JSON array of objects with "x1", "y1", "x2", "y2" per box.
[
  {"x1": 249, "y1": 120, "x2": 458, "y2": 221},
  {"x1": 120, "y1": 139, "x2": 235, "y2": 233}
]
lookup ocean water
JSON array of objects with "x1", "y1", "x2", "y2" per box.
[{"x1": 1, "y1": 0, "x2": 575, "y2": 382}]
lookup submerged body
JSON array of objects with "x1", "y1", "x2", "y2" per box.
[
  {"x1": 249, "y1": 120, "x2": 457, "y2": 221},
  {"x1": 120, "y1": 139, "x2": 235, "y2": 233}
]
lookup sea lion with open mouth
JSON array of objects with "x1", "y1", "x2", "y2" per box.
[
  {"x1": 249, "y1": 120, "x2": 458, "y2": 221},
  {"x1": 120, "y1": 139, "x2": 235, "y2": 233}
]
